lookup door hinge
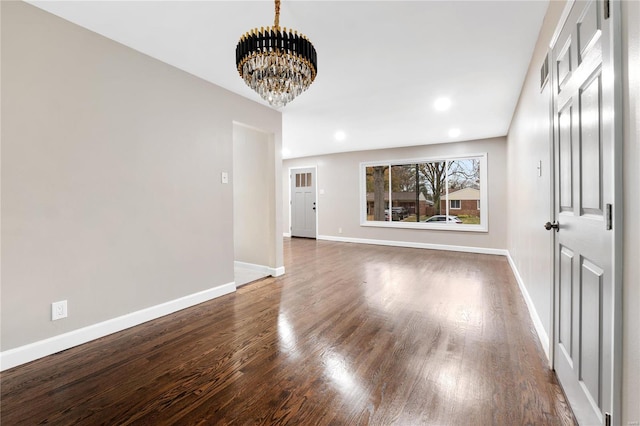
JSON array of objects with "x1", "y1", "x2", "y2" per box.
[
  {"x1": 606, "y1": 203, "x2": 613, "y2": 230},
  {"x1": 605, "y1": 412, "x2": 612, "y2": 426},
  {"x1": 604, "y1": 0, "x2": 610, "y2": 19}
]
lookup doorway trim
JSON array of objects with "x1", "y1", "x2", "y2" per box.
[
  {"x1": 232, "y1": 121, "x2": 284, "y2": 281},
  {"x1": 287, "y1": 165, "x2": 318, "y2": 238}
]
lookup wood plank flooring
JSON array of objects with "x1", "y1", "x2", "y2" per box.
[{"x1": 0, "y1": 238, "x2": 576, "y2": 425}]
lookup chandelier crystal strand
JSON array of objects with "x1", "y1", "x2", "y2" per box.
[{"x1": 235, "y1": 0, "x2": 317, "y2": 108}]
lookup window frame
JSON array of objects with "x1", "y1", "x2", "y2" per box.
[
  {"x1": 450, "y1": 199, "x2": 461, "y2": 210},
  {"x1": 359, "y1": 153, "x2": 488, "y2": 232}
]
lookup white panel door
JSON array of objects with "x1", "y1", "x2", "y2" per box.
[
  {"x1": 291, "y1": 168, "x2": 316, "y2": 238},
  {"x1": 550, "y1": 1, "x2": 619, "y2": 424}
]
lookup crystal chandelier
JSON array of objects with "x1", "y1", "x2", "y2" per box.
[{"x1": 235, "y1": 0, "x2": 317, "y2": 108}]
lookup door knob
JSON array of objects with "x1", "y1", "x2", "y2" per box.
[{"x1": 544, "y1": 221, "x2": 559, "y2": 232}]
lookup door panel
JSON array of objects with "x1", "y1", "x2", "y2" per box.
[
  {"x1": 293, "y1": 193, "x2": 305, "y2": 229},
  {"x1": 580, "y1": 257, "x2": 604, "y2": 407},
  {"x1": 551, "y1": 1, "x2": 616, "y2": 424},
  {"x1": 559, "y1": 246, "x2": 574, "y2": 361},
  {"x1": 559, "y1": 103, "x2": 574, "y2": 211},
  {"x1": 579, "y1": 71, "x2": 603, "y2": 214},
  {"x1": 578, "y1": 0, "x2": 600, "y2": 59},
  {"x1": 557, "y1": 39, "x2": 573, "y2": 91}
]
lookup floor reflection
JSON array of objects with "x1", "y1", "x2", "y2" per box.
[
  {"x1": 323, "y1": 350, "x2": 361, "y2": 397},
  {"x1": 277, "y1": 312, "x2": 299, "y2": 359}
]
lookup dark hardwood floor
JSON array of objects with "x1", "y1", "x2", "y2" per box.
[{"x1": 0, "y1": 238, "x2": 576, "y2": 425}]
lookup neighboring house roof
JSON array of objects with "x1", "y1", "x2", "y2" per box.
[
  {"x1": 366, "y1": 192, "x2": 431, "y2": 204},
  {"x1": 444, "y1": 187, "x2": 480, "y2": 200}
]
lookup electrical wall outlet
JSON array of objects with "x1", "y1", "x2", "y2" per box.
[
  {"x1": 338, "y1": 227, "x2": 343, "y2": 234},
  {"x1": 52, "y1": 300, "x2": 68, "y2": 321}
]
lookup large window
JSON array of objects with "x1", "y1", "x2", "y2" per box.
[{"x1": 361, "y1": 154, "x2": 487, "y2": 231}]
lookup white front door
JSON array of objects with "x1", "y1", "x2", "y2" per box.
[
  {"x1": 550, "y1": 1, "x2": 620, "y2": 424},
  {"x1": 290, "y1": 168, "x2": 316, "y2": 238}
]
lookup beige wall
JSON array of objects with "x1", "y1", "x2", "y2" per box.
[
  {"x1": 284, "y1": 137, "x2": 507, "y2": 250},
  {"x1": 506, "y1": 0, "x2": 564, "y2": 350},
  {"x1": 508, "y1": 0, "x2": 640, "y2": 422},
  {"x1": 233, "y1": 124, "x2": 276, "y2": 268},
  {"x1": 0, "y1": 2, "x2": 282, "y2": 351}
]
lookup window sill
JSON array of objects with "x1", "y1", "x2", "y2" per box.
[{"x1": 361, "y1": 221, "x2": 488, "y2": 233}]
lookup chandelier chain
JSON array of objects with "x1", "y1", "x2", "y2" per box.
[{"x1": 274, "y1": 0, "x2": 280, "y2": 29}]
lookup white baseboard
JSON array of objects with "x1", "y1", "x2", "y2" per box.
[
  {"x1": 283, "y1": 232, "x2": 292, "y2": 238},
  {"x1": 317, "y1": 234, "x2": 509, "y2": 256},
  {"x1": 234, "y1": 261, "x2": 285, "y2": 277},
  {"x1": 0, "y1": 282, "x2": 235, "y2": 371},
  {"x1": 506, "y1": 253, "x2": 550, "y2": 360}
]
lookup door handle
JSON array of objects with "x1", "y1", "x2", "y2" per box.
[{"x1": 544, "y1": 221, "x2": 559, "y2": 232}]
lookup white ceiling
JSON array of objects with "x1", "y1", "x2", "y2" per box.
[{"x1": 29, "y1": 0, "x2": 548, "y2": 159}]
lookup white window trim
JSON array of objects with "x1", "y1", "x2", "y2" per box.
[
  {"x1": 359, "y1": 153, "x2": 488, "y2": 232},
  {"x1": 450, "y1": 200, "x2": 461, "y2": 210}
]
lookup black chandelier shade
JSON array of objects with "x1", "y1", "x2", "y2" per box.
[
  {"x1": 235, "y1": 0, "x2": 317, "y2": 107},
  {"x1": 235, "y1": 27, "x2": 318, "y2": 80}
]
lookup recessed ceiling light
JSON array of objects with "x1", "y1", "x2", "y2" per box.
[
  {"x1": 334, "y1": 131, "x2": 346, "y2": 141},
  {"x1": 448, "y1": 128, "x2": 461, "y2": 138},
  {"x1": 434, "y1": 97, "x2": 452, "y2": 111}
]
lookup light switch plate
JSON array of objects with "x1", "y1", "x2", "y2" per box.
[{"x1": 221, "y1": 172, "x2": 229, "y2": 184}]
